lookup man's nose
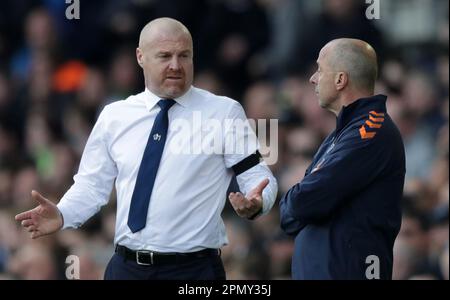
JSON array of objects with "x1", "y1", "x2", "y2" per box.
[{"x1": 169, "y1": 57, "x2": 180, "y2": 70}]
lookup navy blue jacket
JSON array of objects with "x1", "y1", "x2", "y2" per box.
[{"x1": 280, "y1": 95, "x2": 405, "y2": 279}]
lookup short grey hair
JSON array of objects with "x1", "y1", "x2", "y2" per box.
[{"x1": 327, "y1": 39, "x2": 378, "y2": 92}]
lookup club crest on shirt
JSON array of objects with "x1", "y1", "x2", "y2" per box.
[{"x1": 153, "y1": 133, "x2": 162, "y2": 141}]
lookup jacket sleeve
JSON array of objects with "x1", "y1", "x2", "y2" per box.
[
  {"x1": 281, "y1": 129, "x2": 388, "y2": 228},
  {"x1": 280, "y1": 195, "x2": 306, "y2": 235}
]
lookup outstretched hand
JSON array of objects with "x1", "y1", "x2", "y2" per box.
[
  {"x1": 15, "y1": 191, "x2": 63, "y2": 239},
  {"x1": 228, "y1": 178, "x2": 269, "y2": 219}
]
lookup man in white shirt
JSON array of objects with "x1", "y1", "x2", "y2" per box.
[{"x1": 15, "y1": 17, "x2": 277, "y2": 280}]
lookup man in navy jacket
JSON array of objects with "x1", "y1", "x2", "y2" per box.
[{"x1": 280, "y1": 38, "x2": 405, "y2": 279}]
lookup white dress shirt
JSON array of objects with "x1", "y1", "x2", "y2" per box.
[{"x1": 57, "y1": 86, "x2": 277, "y2": 252}]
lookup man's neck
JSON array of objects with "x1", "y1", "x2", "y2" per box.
[{"x1": 332, "y1": 89, "x2": 374, "y2": 116}]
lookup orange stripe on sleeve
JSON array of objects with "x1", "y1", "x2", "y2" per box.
[
  {"x1": 369, "y1": 115, "x2": 384, "y2": 123},
  {"x1": 366, "y1": 120, "x2": 382, "y2": 128},
  {"x1": 369, "y1": 111, "x2": 385, "y2": 117},
  {"x1": 359, "y1": 126, "x2": 376, "y2": 139}
]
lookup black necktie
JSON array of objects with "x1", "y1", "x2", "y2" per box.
[{"x1": 127, "y1": 99, "x2": 176, "y2": 233}]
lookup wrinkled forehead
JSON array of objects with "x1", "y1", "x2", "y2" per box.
[
  {"x1": 145, "y1": 35, "x2": 192, "y2": 56},
  {"x1": 152, "y1": 31, "x2": 191, "y2": 45}
]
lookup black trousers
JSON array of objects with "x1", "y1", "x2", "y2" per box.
[{"x1": 104, "y1": 253, "x2": 226, "y2": 280}]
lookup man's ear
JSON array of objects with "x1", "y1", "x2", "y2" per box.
[
  {"x1": 136, "y1": 48, "x2": 144, "y2": 68},
  {"x1": 335, "y1": 72, "x2": 348, "y2": 91}
]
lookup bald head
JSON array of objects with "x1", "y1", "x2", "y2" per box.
[
  {"x1": 138, "y1": 17, "x2": 192, "y2": 49},
  {"x1": 136, "y1": 18, "x2": 194, "y2": 99},
  {"x1": 324, "y1": 38, "x2": 378, "y2": 92}
]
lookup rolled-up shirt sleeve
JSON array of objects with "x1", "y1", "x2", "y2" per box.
[
  {"x1": 57, "y1": 106, "x2": 118, "y2": 229},
  {"x1": 223, "y1": 101, "x2": 278, "y2": 217},
  {"x1": 236, "y1": 162, "x2": 277, "y2": 216}
]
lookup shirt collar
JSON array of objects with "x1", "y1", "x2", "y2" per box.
[
  {"x1": 143, "y1": 86, "x2": 192, "y2": 111},
  {"x1": 336, "y1": 94, "x2": 387, "y2": 133}
]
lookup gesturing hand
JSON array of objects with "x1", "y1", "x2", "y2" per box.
[
  {"x1": 15, "y1": 190, "x2": 63, "y2": 239},
  {"x1": 228, "y1": 178, "x2": 269, "y2": 219}
]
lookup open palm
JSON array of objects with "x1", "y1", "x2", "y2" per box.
[
  {"x1": 15, "y1": 191, "x2": 63, "y2": 239},
  {"x1": 228, "y1": 178, "x2": 269, "y2": 219}
]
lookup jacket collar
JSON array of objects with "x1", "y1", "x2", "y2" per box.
[{"x1": 336, "y1": 94, "x2": 387, "y2": 133}]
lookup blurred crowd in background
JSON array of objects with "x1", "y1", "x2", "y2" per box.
[{"x1": 0, "y1": 0, "x2": 448, "y2": 280}]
